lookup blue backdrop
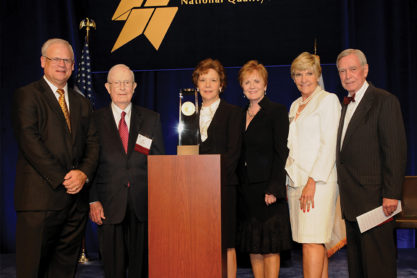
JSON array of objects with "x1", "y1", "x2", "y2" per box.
[{"x1": 1, "y1": 0, "x2": 416, "y2": 252}]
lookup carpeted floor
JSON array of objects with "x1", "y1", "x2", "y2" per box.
[{"x1": 1, "y1": 248, "x2": 416, "y2": 277}]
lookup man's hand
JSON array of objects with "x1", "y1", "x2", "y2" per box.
[
  {"x1": 382, "y1": 198, "x2": 399, "y2": 216},
  {"x1": 63, "y1": 170, "x2": 87, "y2": 194},
  {"x1": 89, "y1": 201, "x2": 106, "y2": 225}
]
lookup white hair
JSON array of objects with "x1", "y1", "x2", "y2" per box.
[
  {"x1": 107, "y1": 64, "x2": 135, "y2": 82},
  {"x1": 41, "y1": 38, "x2": 74, "y2": 60},
  {"x1": 336, "y1": 49, "x2": 368, "y2": 69}
]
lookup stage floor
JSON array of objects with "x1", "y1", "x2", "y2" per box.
[{"x1": 1, "y1": 248, "x2": 416, "y2": 277}]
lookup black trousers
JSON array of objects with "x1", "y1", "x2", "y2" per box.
[
  {"x1": 345, "y1": 219, "x2": 396, "y2": 278},
  {"x1": 16, "y1": 201, "x2": 88, "y2": 278},
  {"x1": 99, "y1": 197, "x2": 148, "y2": 278}
]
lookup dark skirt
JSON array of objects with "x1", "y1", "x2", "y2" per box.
[{"x1": 237, "y1": 181, "x2": 292, "y2": 254}]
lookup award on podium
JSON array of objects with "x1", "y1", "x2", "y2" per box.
[{"x1": 177, "y1": 88, "x2": 199, "y2": 155}]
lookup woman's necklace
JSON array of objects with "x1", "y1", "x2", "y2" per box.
[
  {"x1": 296, "y1": 92, "x2": 315, "y2": 116},
  {"x1": 247, "y1": 105, "x2": 260, "y2": 118},
  {"x1": 300, "y1": 92, "x2": 315, "y2": 105},
  {"x1": 247, "y1": 109, "x2": 255, "y2": 118}
]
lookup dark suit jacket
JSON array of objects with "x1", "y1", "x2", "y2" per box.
[
  {"x1": 238, "y1": 96, "x2": 289, "y2": 199},
  {"x1": 90, "y1": 105, "x2": 165, "y2": 224},
  {"x1": 12, "y1": 78, "x2": 99, "y2": 211},
  {"x1": 336, "y1": 84, "x2": 407, "y2": 221},
  {"x1": 199, "y1": 99, "x2": 243, "y2": 186}
]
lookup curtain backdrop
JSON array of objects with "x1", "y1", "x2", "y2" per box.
[{"x1": 1, "y1": 0, "x2": 416, "y2": 252}]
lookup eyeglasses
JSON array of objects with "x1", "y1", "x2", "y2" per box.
[
  {"x1": 108, "y1": 81, "x2": 134, "y2": 87},
  {"x1": 43, "y1": 56, "x2": 73, "y2": 65}
]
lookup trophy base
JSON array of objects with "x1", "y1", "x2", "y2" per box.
[{"x1": 177, "y1": 145, "x2": 199, "y2": 155}]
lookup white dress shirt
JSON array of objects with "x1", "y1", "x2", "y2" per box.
[
  {"x1": 111, "y1": 102, "x2": 132, "y2": 131},
  {"x1": 199, "y1": 98, "x2": 220, "y2": 142},
  {"x1": 43, "y1": 76, "x2": 70, "y2": 112},
  {"x1": 340, "y1": 81, "x2": 369, "y2": 148}
]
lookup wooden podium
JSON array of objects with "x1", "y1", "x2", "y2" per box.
[{"x1": 148, "y1": 155, "x2": 226, "y2": 278}]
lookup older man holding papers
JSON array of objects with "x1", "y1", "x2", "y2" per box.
[{"x1": 336, "y1": 49, "x2": 407, "y2": 278}]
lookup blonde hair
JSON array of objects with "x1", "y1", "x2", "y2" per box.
[{"x1": 290, "y1": 52, "x2": 321, "y2": 78}]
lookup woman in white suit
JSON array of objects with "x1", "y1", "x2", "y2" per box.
[{"x1": 285, "y1": 52, "x2": 341, "y2": 278}]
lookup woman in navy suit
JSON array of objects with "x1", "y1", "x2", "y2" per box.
[
  {"x1": 237, "y1": 60, "x2": 292, "y2": 278},
  {"x1": 192, "y1": 58, "x2": 243, "y2": 278}
]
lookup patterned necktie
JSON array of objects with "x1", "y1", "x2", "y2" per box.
[
  {"x1": 119, "y1": 111, "x2": 128, "y2": 153},
  {"x1": 56, "y1": 89, "x2": 71, "y2": 132}
]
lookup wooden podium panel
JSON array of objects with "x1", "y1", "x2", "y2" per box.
[{"x1": 148, "y1": 155, "x2": 225, "y2": 278}]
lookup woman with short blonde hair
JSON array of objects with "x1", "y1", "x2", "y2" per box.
[{"x1": 286, "y1": 52, "x2": 341, "y2": 278}]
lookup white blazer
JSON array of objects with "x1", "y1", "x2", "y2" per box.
[{"x1": 285, "y1": 87, "x2": 341, "y2": 188}]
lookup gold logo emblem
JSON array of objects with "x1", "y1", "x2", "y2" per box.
[{"x1": 111, "y1": 0, "x2": 178, "y2": 52}]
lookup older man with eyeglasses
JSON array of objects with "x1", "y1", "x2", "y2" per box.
[
  {"x1": 89, "y1": 64, "x2": 165, "y2": 277},
  {"x1": 11, "y1": 38, "x2": 99, "y2": 278}
]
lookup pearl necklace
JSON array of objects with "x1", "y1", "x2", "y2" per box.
[
  {"x1": 296, "y1": 92, "x2": 316, "y2": 116},
  {"x1": 299, "y1": 93, "x2": 315, "y2": 105}
]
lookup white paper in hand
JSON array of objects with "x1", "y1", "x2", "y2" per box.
[{"x1": 356, "y1": 201, "x2": 402, "y2": 233}]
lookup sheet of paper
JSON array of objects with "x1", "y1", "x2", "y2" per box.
[{"x1": 356, "y1": 201, "x2": 402, "y2": 233}]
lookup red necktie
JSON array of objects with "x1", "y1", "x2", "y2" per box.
[
  {"x1": 343, "y1": 93, "x2": 356, "y2": 105},
  {"x1": 119, "y1": 111, "x2": 128, "y2": 153}
]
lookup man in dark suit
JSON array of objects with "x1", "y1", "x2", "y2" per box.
[
  {"x1": 11, "y1": 38, "x2": 99, "y2": 278},
  {"x1": 89, "y1": 64, "x2": 165, "y2": 277},
  {"x1": 336, "y1": 49, "x2": 407, "y2": 278}
]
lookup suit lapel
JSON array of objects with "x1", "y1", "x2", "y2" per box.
[
  {"x1": 341, "y1": 88, "x2": 374, "y2": 149},
  {"x1": 206, "y1": 99, "x2": 225, "y2": 138},
  {"x1": 337, "y1": 104, "x2": 347, "y2": 153},
  {"x1": 246, "y1": 97, "x2": 268, "y2": 134},
  {"x1": 39, "y1": 80, "x2": 71, "y2": 135},
  {"x1": 68, "y1": 89, "x2": 80, "y2": 142},
  {"x1": 39, "y1": 79, "x2": 73, "y2": 155},
  {"x1": 293, "y1": 87, "x2": 323, "y2": 122},
  {"x1": 104, "y1": 106, "x2": 127, "y2": 155},
  {"x1": 127, "y1": 106, "x2": 143, "y2": 156}
]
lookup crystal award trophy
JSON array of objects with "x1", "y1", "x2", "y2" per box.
[{"x1": 177, "y1": 88, "x2": 199, "y2": 155}]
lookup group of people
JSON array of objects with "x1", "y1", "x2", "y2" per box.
[{"x1": 12, "y1": 37, "x2": 407, "y2": 278}]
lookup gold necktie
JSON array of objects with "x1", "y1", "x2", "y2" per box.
[{"x1": 56, "y1": 89, "x2": 71, "y2": 132}]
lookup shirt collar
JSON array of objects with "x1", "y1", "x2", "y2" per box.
[
  {"x1": 43, "y1": 75, "x2": 68, "y2": 94},
  {"x1": 350, "y1": 81, "x2": 369, "y2": 104},
  {"x1": 111, "y1": 102, "x2": 132, "y2": 116},
  {"x1": 201, "y1": 98, "x2": 220, "y2": 111}
]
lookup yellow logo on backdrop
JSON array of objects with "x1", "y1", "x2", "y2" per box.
[{"x1": 111, "y1": 0, "x2": 178, "y2": 52}]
